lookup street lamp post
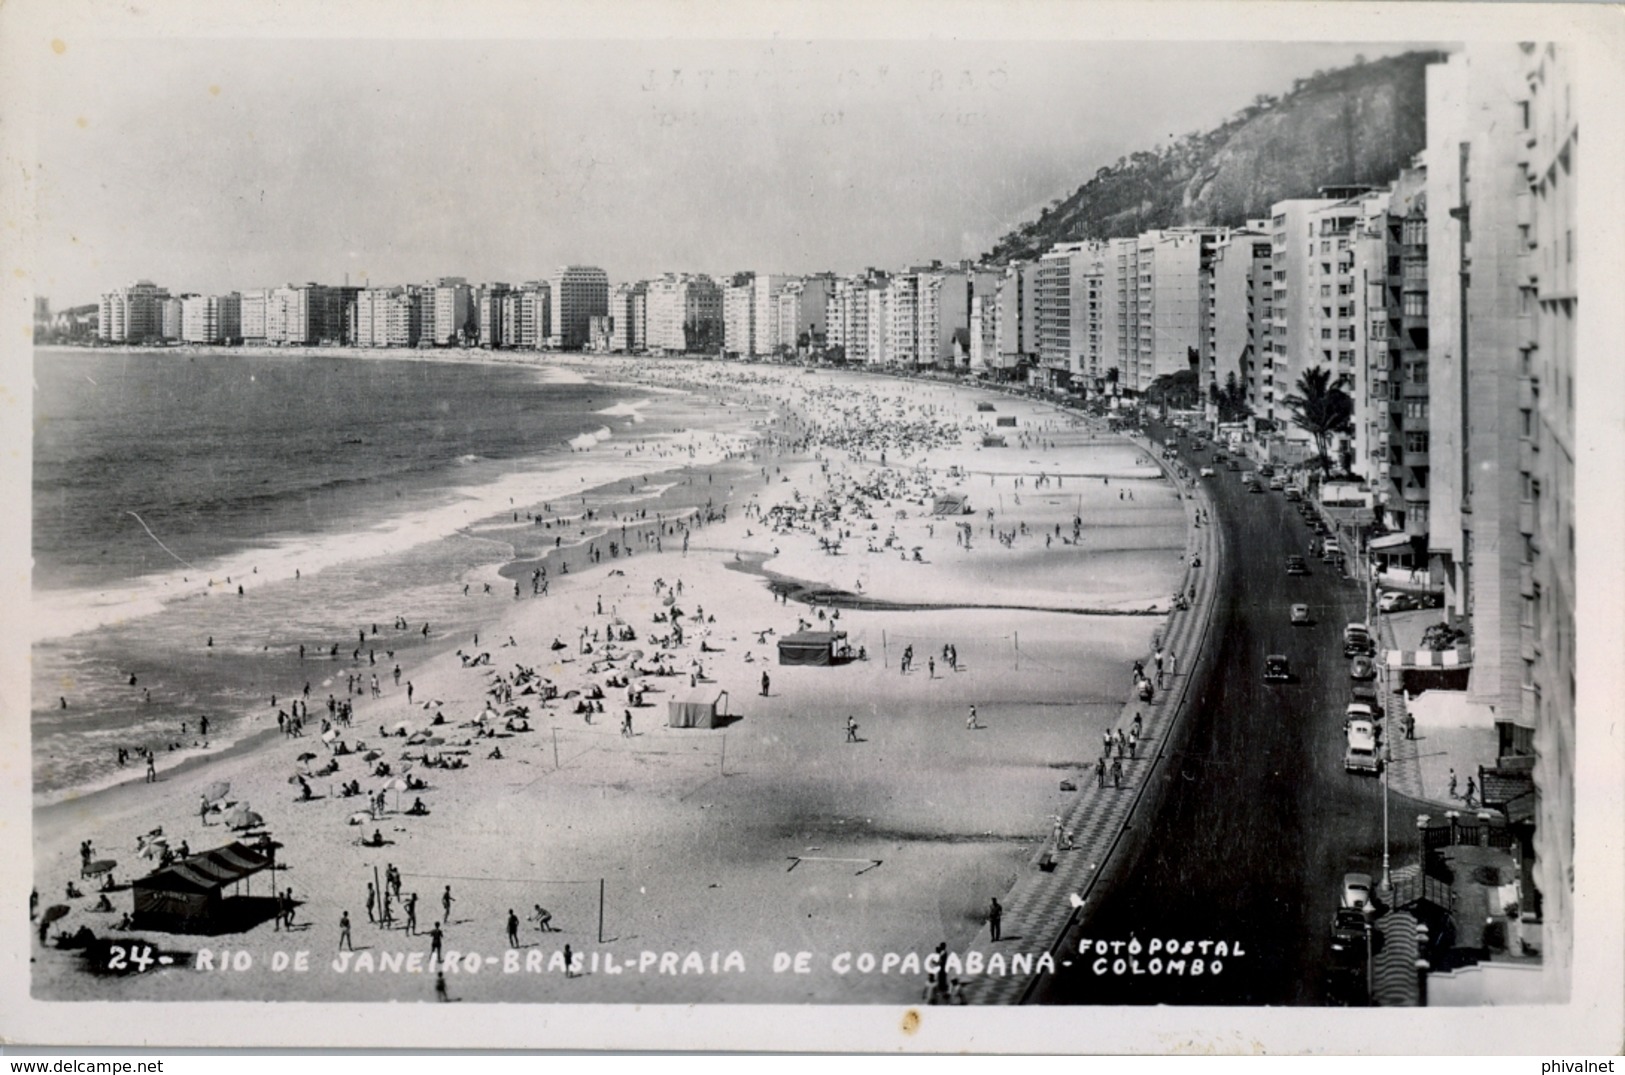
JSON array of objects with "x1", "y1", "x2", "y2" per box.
[{"x1": 1372, "y1": 556, "x2": 1393, "y2": 906}]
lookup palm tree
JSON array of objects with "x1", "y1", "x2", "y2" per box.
[{"x1": 1283, "y1": 366, "x2": 1354, "y2": 469}]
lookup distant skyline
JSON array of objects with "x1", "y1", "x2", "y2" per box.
[{"x1": 37, "y1": 38, "x2": 1428, "y2": 307}]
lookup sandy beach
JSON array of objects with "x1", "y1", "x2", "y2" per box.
[{"x1": 31, "y1": 358, "x2": 1190, "y2": 1004}]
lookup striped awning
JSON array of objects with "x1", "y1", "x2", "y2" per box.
[
  {"x1": 1386, "y1": 646, "x2": 1472, "y2": 669},
  {"x1": 135, "y1": 841, "x2": 271, "y2": 894},
  {"x1": 1372, "y1": 911, "x2": 1422, "y2": 1006}
]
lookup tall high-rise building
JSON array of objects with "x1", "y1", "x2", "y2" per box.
[
  {"x1": 239, "y1": 289, "x2": 269, "y2": 343},
  {"x1": 1522, "y1": 40, "x2": 1576, "y2": 1000},
  {"x1": 550, "y1": 266, "x2": 610, "y2": 350},
  {"x1": 180, "y1": 293, "x2": 242, "y2": 344},
  {"x1": 1206, "y1": 223, "x2": 1274, "y2": 417},
  {"x1": 354, "y1": 288, "x2": 419, "y2": 348},
  {"x1": 98, "y1": 280, "x2": 169, "y2": 344},
  {"x1": 722, "y1": 273, "x2": 756, "y2": 357},
  {"x1": 476, "y1": 283, "x2": 510, "y2": 348},
  {"x1": 609, "y1": 282, "x2": 645, "y2": 354},
  {"x1": 645, "y1": 273, "x2": 722, "y2": 354}
]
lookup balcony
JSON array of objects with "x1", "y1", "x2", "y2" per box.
[
  {"x1": 1402, "y1": 449, "x2": 1430, "y2": 468},
  {"x1": 1401, "y1": 410, "x2": 1430, "y2": 433},
  {"x1": 1518, "y1": 499, "x2": 1536, "y2": 536},
  {"x1": 1519, "y1": 438, "x2": 1536, "y2": 473},
  {"x1": 1402, "y1": 484, "x2": 1430, "y2": 504}
]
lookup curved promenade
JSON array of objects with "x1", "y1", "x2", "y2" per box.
[{"x1": 959, "y1": 426, "x2": 1225, "y2": 1004}]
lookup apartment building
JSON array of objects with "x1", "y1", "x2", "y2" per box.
[
  {"x1": 609, "y1": 282, "x2": 646, "y2": 354},
  {"x1": 476, "y1": 283, "x2": 510, "y2": 348},
  {"x1": 1035, "y1": 243, "x2": 1087, "y2": 383},
  {"x1": 98, "y1": 280, "x2": 169, "y2": 344},
  {"x1": 1362, "y1": 165, "x2": 1430, "y2": 542},
  {"x1": 646, "y1": 273, "x2": 723, "y2": 354},
  {"x1": 994, "y1": 260, "x2": 1038, "y2": 376},
  {"x1": 1522, "y1": 40, "x2": 1576, "y2": 1000},
  {"x1": 915, "y1": 269, "x2": 967, "y2": 369},
  {"x1": 516, "y1": 282, "x2": 551, "y2": 349},
  {"x1": 353, "y1": 287, "x2": 419, "y2": 348},
  {"x1": 1206, "y1": 223, "x2": 1274, "y2": 416},
  {"x1": 550, "y1": 266, "x2": 610, "y2": 350},
  {"x1": 180, "y1": 293, "x2": 242, "y2": 344},
  {"x1": 722, "y1": 273, "x2": 756, "y2": 357}
]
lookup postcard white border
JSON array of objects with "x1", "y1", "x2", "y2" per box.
[{"x1": 1, "y1": 0, "x2": 1620, "y2": 1054}]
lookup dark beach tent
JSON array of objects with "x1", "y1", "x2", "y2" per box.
[
  {"x1": 131, "y1": 841, "x2": 272, "y2": 934},
  {"x1": 777, "y1": 630, "x2": 846, "y2": 667},
  {"x1": 981, "y1": 434, "x2": 1006, "y2": 448},
  {"x1": 667, "y1": 688, "x2": 730, "y2": 729},
  {"x1": 932, "y1": 493, "x2": 970, "y2": 516},
  {"x1": 995, "y1": 415, "x2": 1017, "y2": 427},
  {"x1": 976, "y1": 402, "x2": 995, "y2": 412}
]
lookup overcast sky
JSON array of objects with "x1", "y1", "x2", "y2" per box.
[{"x1": 35, "y1": 37, "x2": 1424, "y2": 305}]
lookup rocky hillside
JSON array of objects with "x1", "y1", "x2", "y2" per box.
[{"x1": 986, "y1": 50, "x2": 1446, "y2": 262}]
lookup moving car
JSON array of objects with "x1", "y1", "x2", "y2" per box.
[
  {"x1": 1264, "y1": 654, "x2": 1292, "y2": 683},
  {"x1": 1344, "y1": 721, "x2": 1381, "y2": 774},
  {"x1": 1343, "y1": 622, "x2": 1374, "y2": 656},
  {"x1": 1284, "y1": 487, "x2": 1303, "y2": 502},
  {"x1": 1349, "y1": 654, "x2": 1376, "y2": 680},
  {"x1": 1341, "y1": 873, "x2": 1374, "y2": 910},
  {"x1": 1290, "y1": 603, "x2": 1312, "y2": 625},
  {"x1": 1247, "y1": 478, "x2": 1265, "y2": 493},
  {"x1": 1199, "y1": 466, "x2": 1215, "y2": 477},
  {"x1": 1321, "y1": 539, "x2": 1342, "y2": 563},
  {"x1": 1286, "y1": 555, "x2": 1308, "y2": 576},
  {"x1": 1268, "y1": 477, "x2": 1285, "y2": 491},
  {"x1": 1226, "y1": 460, "x2": 1242, "y2": 471}
]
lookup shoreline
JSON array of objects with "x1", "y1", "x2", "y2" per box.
[{"x1": 31, "y1": 359, "x2": 1194, "y2": 1004}]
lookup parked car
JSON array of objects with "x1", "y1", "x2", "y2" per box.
[
  {"x1": 1378, "y1": 590, "x2": 1443, "y2": 613},
  {"x1": 1284, "y1": 487, "x2": 1303, "y2": 502},
  {"x1": 1264, "y1": 654, "x2": 1292, "y2": 683},
  {"x1": 1349, "y1": 654, "x2": 1376, "y2": 680},
  {"x1": 1341, "y1": 873, "x2": 1374, "y2": 910},
  {"x1": 1344, "y1": 701, "x2": 1380, "y2": 734},
  {"x1": 1351, "y1": 684, "x2": 1384, "y2": 717},
  {"x1": 1330, "y1": 907, "x2": 1370, "y2": 954},
  {"x1": 1344, "y1": 722, "x2": 1381, "y2": 774},
  {"x1": 1268, "y1": 477, "x2": 1285, "y2": 491},
  {"x1": 1343, "y1": 623, "x2": 1374, "y2": 656},
  {"x1": 1226, "y1": 460, "x2": 1242, "y2": 471},
  {"x1": 1290, "y1": 603, "x2": 1312, "y2": 625},
  {"x1": 1286, "y1": 555, "x2": 1308, "y2": 576},
  {"x1": 1199, "y1": 466, "x2": 1215, "y2": 477}
]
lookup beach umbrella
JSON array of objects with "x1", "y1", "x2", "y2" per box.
[
  {"x1": 392, "y1": 720, "x2": 412, "y2": 734},
  {"x1": 391, "y1": 778, "x2": 408, "y2": 791},
  {"x1": 83, "y1": 859, "x2": 117, "y2": 877},
  {"x1": 41, "y1": 904, "x2": 71, "y2": 927},
  {"x1": 297, "y1": 751, "x2": 318, "y2": 763},
  {"x1": 203, "y1": 781, "x2": 231, "y2": 803},
  {"x1": 321, "y1": 729, "x2": 337, "y2": 742},
  {"x1": 363, "y1": 749, "x2": 382, "y2": 762},
  {"x1": 424, "y1": 737, "x2": 445, "y2": 747},
  {"x1": 227, "y1": 808, "x2": 264, "y2": 832}
]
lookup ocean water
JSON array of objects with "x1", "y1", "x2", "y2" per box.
[{"x1": 30, "y1": 348, "x2": 764, "y2": 798}]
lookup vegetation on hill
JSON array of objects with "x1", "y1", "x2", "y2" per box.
[{"x1": 985, "y1": 50, "x2": 1447, "y2": 262}]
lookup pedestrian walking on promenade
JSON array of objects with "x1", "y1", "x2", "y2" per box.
[
  {"x1": 1464, "y1": 776, "x2": 1477, "y2": 808},
  {"x1": 1111, "y1": 758, "x2": 1123, "y2": 788},
  {"x1": 987, "y1": 898, "x2": 1003, "y2": 942},
  {"x1": 1096, "y1": 756, "x2": 1107, "y2": 788},
  {"x1": 845, "y1": 715, "x2": 859, "y2": 743},
  {"x1": 1131, "y1": 712, "x2": 1142, "y2": 739},
  {"x1": 1448, "y1": 768, "x2": 1458, "y2": 799},
  {"x1": 1167, "y1": 651, "x2": 1177, "y2": 680},
  {"x1": 339, "y1": 911, "x2": 353, "y2": 952},
  {"x1": 1129, "y1": 732, "x2": 1138, "y2": 760}
]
